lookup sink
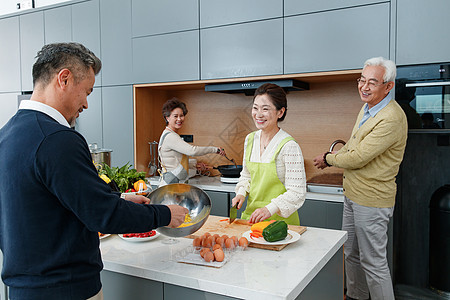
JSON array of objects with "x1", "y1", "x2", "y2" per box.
[{"x1": 307, "y1": 184, "x2": 344, "y2": 195}]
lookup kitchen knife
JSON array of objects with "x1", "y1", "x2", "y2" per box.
[{"x1": 229, "y1": 203, "x2": 238, "y2": 224}]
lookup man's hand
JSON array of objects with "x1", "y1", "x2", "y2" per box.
[
  {"x1": 167, "y1": 205, "x2": 189, "y2": 228},
  {"x1": 123, "y1": 194, "x2": 150, "y2": 204},
  {"x1": 313, "y1": 152, "x2": 328, "y2": 169}
]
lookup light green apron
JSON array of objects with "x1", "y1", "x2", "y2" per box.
[{"x1": 241, "y1": 132, "x2": 300, "y2": 225}]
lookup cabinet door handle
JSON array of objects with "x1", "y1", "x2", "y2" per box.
[{"x1": 405, "y1": 81, "x2": 450, "y2": 87}]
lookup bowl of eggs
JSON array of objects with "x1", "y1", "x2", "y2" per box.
[{"x1": 148, "y1": 183, "x2": 211, "y2": 238}]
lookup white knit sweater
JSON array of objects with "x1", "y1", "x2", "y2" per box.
[
  {"x1": 158, "y1": 128, "x2": 218, "y2": 172},
  {"x1": 235, "y1": 129, "x2": 306, "y2": 218}
]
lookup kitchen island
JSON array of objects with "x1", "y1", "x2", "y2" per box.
[{"x1": 100, "y1": 223, "x2": 347, "y2": 300}]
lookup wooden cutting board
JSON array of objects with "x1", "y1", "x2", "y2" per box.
[{"x1": 187, "y1": 215, "x2": 307, "y2": 251}]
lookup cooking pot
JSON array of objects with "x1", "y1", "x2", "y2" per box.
[
  {"x1": 214, "y1": 165, "x2": 243, "y2": 178},
  {"x1": 89, "y1": 143, "x2": 113, "y2": 167}
]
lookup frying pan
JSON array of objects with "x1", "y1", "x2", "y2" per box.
[{"x1": 214, "y1": 165, "x2": 243, "y2": 178}]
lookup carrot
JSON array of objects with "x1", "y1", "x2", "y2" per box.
[
  {"x1": 250, "y1": 232, "x2": 262, "y2": 238},
  {"x1": 219, "y1": 218, "x2": 229, "y2": 222}
]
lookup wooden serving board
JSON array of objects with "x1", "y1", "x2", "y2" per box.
[{"x1": 187, "y1": 215, "x2": 307, "y2": 251}]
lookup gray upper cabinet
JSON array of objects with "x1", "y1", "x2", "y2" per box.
[
  {"x1": 44, "y1": 5, "x2": 72, "y2": 44},
  {"x1": 200, "y1": 0, "x2": 282, "y2": 28},
  {"x1": 133, "y1": 30, "x2": 199, "y2": 84},
  {"x1": 102, "y1": 85, "x2": 134, "y2": 168},
  {"x1": 284, "y1": 0, "x2": 386, "y2": 16},
  {"x1": 75, "y1": 87, "x2": 102, "y2": 147},
  {"x1": 284, "y1": 3, "x2": 390, "y2": 74},
  {"x1": 72, "y1": 0, "x2": 102, "y2": 87},
  {"x1": 396, "y1": 0, "x2": 450, "y2": 65},
  {"x1": 0, "y1": 17, "x2": 21, "y2": 93},
  {"x1": 201, "y1": 19, "x2": 283, "y2": 80},
  {"x1": 20, "y1": 11, "x2": 44, "y2": 92},
  {"x1": 100, "y1": 0, "x2": 132, "y2": 86},
  {"x1": 132, "y1": 0, "x2": 198, "y2": 37}
]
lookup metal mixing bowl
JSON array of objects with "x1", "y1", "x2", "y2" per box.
[{"x1": 148, "y1": 183, "x2": 211, "y2": 237}]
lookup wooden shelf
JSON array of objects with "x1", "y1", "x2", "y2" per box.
[{"x1": 134, "y1": 69, "x2": 362, "y2": 90}]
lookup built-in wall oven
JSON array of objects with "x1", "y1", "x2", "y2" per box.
[
  {"x1": 393, "y1": 63, "x2": 450, "y2": 297},
  {"x1": 395, "y1": 63, "x2": 450, "y2": 130}
]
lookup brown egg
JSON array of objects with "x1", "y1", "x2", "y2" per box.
[
  {"x1": 221, "y1": 234, "x2": 229, "y2": 241},
  {"x1": 200, "y1": 247, "x2": 211, "y2": 258},
  {"x1": 193, "y1": 237, "x2": 202, "y2": 248},
  {"x1": 231, "y1": 236, "x2": 238, "y2": 246},
  {"x1": 239, "y1": 237, "x2": 249, "y2": 249},
  {"x1": 212, "y1": 244, "x2": 222, "y2": 251},
  {"x1": 225, "y1": 238, "x2": 235, "y2": 249},
  {"x1": 202, "y1": 236, "x2": 213, "y2": 248},
  {"x1": 214, "y1": 248, "x2": 225, "y2": 262},
  {"x1": 206, "y1": 236, "x2": 215, "y2": 248},
  {"x1": 203, "y1": 232, "x2": 211, "y2": 238},
  {"x1": 216, "y1": 237, "x2": 224, "y2": 248},
  {"x1": 203, "y1": 251, "x2": 214, "y2": 262},
  {"x1": 212, "y1": 234, "x2": 220, "y2": 240}
]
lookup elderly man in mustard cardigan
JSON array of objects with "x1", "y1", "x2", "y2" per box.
[{"x1": 314, "y1": 57, "x2": 407, "y2": 300}]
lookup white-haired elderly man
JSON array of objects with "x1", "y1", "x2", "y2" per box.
[{"x1": 313, "y1": 57, "x2": 407, "y2": 300}]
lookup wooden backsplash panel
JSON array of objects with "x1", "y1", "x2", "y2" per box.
[{"x1": 134, "y1": 80, "x2": 362, "y2": 180}]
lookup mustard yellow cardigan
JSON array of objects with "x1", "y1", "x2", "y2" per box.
[{"x1": 326, "y1": 100, "x2": 407, "y2": 208}]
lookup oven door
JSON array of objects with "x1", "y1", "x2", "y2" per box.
[{"x1": 396, "y1": 80, "x2": 450, "y2": 129}]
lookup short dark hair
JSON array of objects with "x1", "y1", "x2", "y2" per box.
[
  {"x1": 32, "y1": 42, "x2": 102, "y2": 87},
  {"x1": 162, "y1": 98, "x2": 188, "y2": 124},
  {"x1": 253, "y1": 83, "x2": 288, "y2": 121}
]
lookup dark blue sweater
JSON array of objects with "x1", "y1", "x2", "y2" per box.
[{"x1": 0, "y1": 110, "x2": 171, "y2": 299}]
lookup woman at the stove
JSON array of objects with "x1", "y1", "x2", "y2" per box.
[
  {"x1": 231, "y1": 83, "x2": 306, "y2": 225},
  {"x1": 158, "y1": 98, "x2": 226, "y2": 187}
]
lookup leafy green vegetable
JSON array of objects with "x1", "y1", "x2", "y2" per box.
[{"x1": 98, "y1": 162, "x2": 146, "y2": 192}]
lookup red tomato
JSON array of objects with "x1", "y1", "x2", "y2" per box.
[{"x1": 123, "y1": 230, "x2": 156, "y2": 238}]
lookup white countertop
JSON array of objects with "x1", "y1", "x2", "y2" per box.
[
  {"x1": 100, "y1": 226, "x2": 347, "y2": 300},
  {"x1": 147, "y1": 176, "x2": 345, "y2": 203}
]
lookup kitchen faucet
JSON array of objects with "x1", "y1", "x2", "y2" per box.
[{"x1": 329, "y1": 139, "x2": 346, "y2": 152}]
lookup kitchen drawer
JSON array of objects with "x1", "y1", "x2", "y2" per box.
[
  {"x1": 298, "y1": 199, "x2": 343, "y2": 230},
  {"x1": 205, "y1": 191, "x2": 229, "y2": 217}
]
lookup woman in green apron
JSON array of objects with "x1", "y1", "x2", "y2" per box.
[
  {"x1": 231, "y1": 83, "x2": 307, "y2": 225},
  {"x1": 158, "y1": 98, "x2": 226, "y2": 186}
]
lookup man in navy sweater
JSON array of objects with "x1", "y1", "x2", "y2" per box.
[{"x1": 0, "y1": 43, "x2": 188, "y2": 300}]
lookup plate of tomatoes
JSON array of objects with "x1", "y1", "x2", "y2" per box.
[
  {"x1": 118, "y1": 230, "x2": 160, "y2": 243},
  {"x1": 98, "y1": 233, "x2": 111, "y2": 240}
]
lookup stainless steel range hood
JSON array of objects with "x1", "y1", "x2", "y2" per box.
[{"x1": 205, "y1": 79, "x2": 309, "y2": 96}]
